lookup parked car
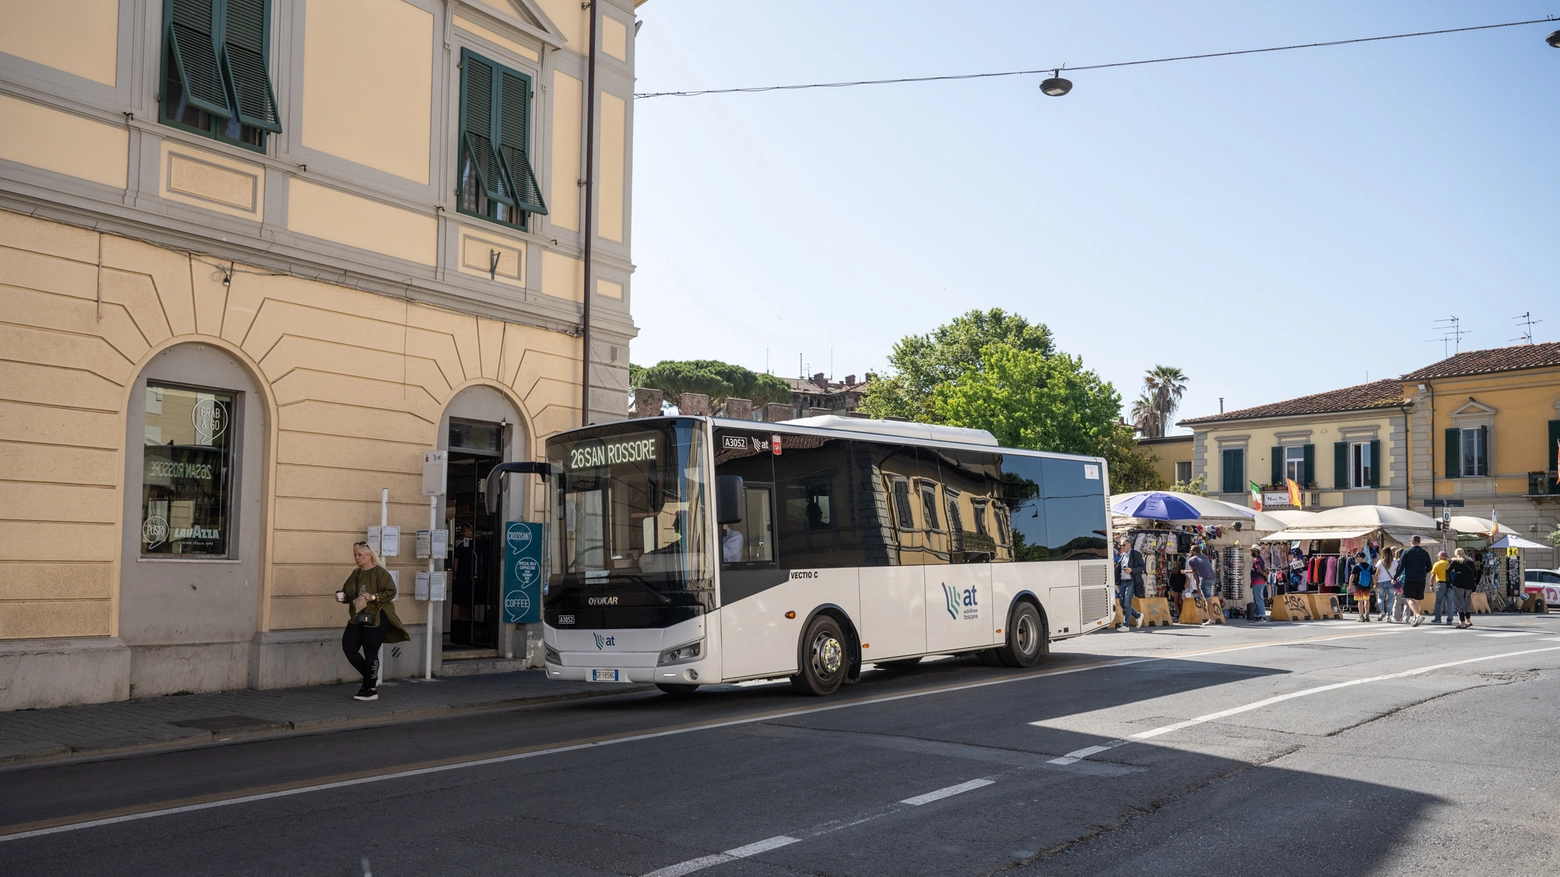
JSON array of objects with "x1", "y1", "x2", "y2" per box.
[{"x1": 1522, "y1": 569, "x2": 1560, "y2": 605}]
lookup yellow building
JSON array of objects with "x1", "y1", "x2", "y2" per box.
[
  {"x1": 1135, "y1": 434, "x2": 1193, "y2": 488},
  {"x1": 1179, "y1": 380, "x2": 1411, "y2": 511},
  {"x1": 0, "y1": 0, "x2": 646, "y2": 709},
  {"x1": 1401, "y1": 343, "x2": 1560, "y2": 540}
]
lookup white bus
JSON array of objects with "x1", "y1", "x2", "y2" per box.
[{"x1": 540, "y1": 415, "x2": 1115, "y2": 696}]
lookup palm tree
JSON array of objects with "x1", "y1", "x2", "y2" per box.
[
  {"x1": 1141, "y1": 365, "x2": 1188, "y2": 438},
  {"x1": 1130, "y1": 393, "x2": 1160, "y2": 438}
]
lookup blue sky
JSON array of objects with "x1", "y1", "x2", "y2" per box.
[{"x1": 626, "y1": 1, "x2": 1560, "y2": 430}]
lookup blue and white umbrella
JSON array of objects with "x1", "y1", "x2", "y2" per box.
[{"x1": 1110, "y1": 491, "x2": 1257, "y2": 522}]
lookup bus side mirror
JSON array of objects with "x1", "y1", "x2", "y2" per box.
[{"x1": 716, "y1": 475, "x2": 744, "y2": 525}]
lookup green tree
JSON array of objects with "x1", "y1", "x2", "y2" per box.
[
  {"x1": 630, "y1": 360, "x2": 790, "y2": 409},
  {"x1": 934, "y1": 345, "x2": 1117, "y2": 456},
  {"x1": 1136, "y1": 365, "x2": 1188, "y2": 438},
  {"x1": 859, "y1": 308, "x2": 1053, "y2": 422}
]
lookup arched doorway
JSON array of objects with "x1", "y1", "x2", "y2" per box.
[{"x1": 439, "y1": 385, "x2": 526, "y2": 658}]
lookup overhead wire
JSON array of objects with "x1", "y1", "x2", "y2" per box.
[{"x1": 634, "y1": 16, "x2": 1558, "y2": 99}]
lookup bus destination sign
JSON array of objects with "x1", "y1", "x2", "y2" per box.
[{"x1": 566, "y1": 434, "x2": 658, "y2": 470}]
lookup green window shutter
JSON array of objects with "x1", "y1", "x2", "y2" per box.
[
  {"x1": 1302, "y1": 443, "x2": 1315, "y2": 486},
  {"x1": 497, "y1": 70, "x2": 548, "y2": 215},
  {"x1": 1369, "y1": 439, "x2": 1381, "y2": 488},
  {"x1": 1221, "y1": 449, "x2": 1243, "y2": 494},
  {"x1": 1333, "y1": 442, "x2": 1348, "y2": 490},
  {"x1": 167, "y1": 0, "x2": 232, "y2": 119},
  {"x1": 1445, "y1": 428, "x2": 1460, "y2": 478},
  {"x1": 1270, "y1": 447, "x2": 1282, "y2": 487},
  {"x1": 221, "y1": 0, "x2": 281, "y2": 132},
  {"x1": 460, "y1": 51, "x2": 514, "y2": 207},
  {"x1": 1478, "y1": 425, "x2": 1489, "y2": 475},
  {"x1": 1548, "y1": 420, "x2": 1560, "y2": 480}
]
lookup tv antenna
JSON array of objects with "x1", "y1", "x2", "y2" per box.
[
  {"x1": 1427, "y1": 316, "x2": 1468, "y2": 358},
  {"x1": 1511, "y1": 311, "x2": 1541, "y2": 344}
]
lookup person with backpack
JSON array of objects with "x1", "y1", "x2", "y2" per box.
[{"x1": 1349, "y1": 550, "x2": 1374, "y2": 621}]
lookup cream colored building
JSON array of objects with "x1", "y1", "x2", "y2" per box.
[
  {"x1": 0, "y1": 0, "x2": 645, "y2": 709},
  {"x1": 1179, "y1": 380, "x2": 1411, "y2": 511}
]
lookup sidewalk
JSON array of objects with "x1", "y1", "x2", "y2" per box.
[{"x1": 0, "y1": 671, "x2": 649, "y2": 769}]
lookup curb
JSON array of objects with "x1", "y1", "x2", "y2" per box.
[{"x1": 0, "y1": 684, "x2": 652, "y2": 770}]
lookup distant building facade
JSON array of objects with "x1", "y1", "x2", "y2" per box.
[
  {"x1": 1135, "y1": 434, "x2": 1194, "y2": 488},
  {"x1": 785, "y1": 373, "x2": 871, "y2": 418}
]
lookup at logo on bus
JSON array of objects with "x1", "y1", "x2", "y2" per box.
[
  {"x1": 941, "y1": 582, "x2": 979, "y2": 621},
  {"x1": 593, "y1": 633, "x2": 616, "y2": 650}
]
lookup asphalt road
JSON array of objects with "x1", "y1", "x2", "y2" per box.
[{"x1": 3, "y1": 615, "x2": 1559, "y2": 876}]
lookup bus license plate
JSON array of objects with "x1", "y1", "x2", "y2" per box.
[{"x1": 591, "y1": 669, "x2": 621, "y2": 682}]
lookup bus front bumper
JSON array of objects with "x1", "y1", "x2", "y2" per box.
[{"x1": 544, "y1": 653, "x2": 710, "y2": 685}]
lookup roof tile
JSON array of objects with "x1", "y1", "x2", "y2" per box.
[
  {"x1": 1179, "y1": 379, "x2": 1405, "y2": 426},
  {"x1": 1400, "y1": 341, "x2": 1560, "y2": 381}
]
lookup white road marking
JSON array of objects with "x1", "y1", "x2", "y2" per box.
[
  {"x1": 1477, "y1": 632, "x2": 1538, "y2": 638},
  {"x1": 900, "y1": 778, "x2": 995, "y2": 806},
  {"x1": 1043, "y1": 645, "x2": 1560, "y2": 765},
  {"x1": 0, "y1": 626, "x2": 1423, "y2": 844}
]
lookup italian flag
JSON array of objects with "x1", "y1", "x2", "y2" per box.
[{"x1": 1249, "y1": 480, "x2": 1263, "y2": 511}]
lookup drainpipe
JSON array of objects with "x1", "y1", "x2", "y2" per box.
[{"x1": 579, "y1": 0, "x2": 600, "y2": 427}]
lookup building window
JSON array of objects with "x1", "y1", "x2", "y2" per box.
[
  {"x1": 1220, "y1": 448, "x2": 1244, "y2": 494},
  {"x1": 890, "y1": 478, "x2": 913, "y2": 531},
  {"x1": 1174, "y1": 461, "x2": 1192, "y2": 483},
  {"x1": 1285, "y1": 446, "x2": 1306, "y2": 484},
  {"x1": 458, "y1": 49, "x2": 547, "y2": 229},
  {"x1": 160, "y1": 0, "x2": 281, "y2": 152},
  {"x1": 141, "y1": 384, "x2": 236, "y2": 557},
  {"x1": 1460, "y1": 427, "x2": 1486, "y2": 477},
  {"x1": 1350, "y1": 442, "x2": 1373, "y2": 488}
]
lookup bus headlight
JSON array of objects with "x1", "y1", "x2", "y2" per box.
[
  {"x1": 657, "y1": 639, "x2": 703, "y2": 665},
  {"x1": 544, "y1": 643, "x2": 560, "y2": 665}
]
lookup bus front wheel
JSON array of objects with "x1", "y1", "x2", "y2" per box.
[
  {"x1": 791, "y1": 615, "x2": 848, "y2": 696},
  {"x1": 997, "y1": 602, "x2": 1046, "y2": 668}
]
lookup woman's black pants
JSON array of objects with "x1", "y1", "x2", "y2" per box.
[{"x1": 342, "y1": 622, "x2": 387, "y2": 686}]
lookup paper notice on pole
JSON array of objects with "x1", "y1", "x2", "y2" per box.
[
  {"x1": 381, "y1": 526, "x2": 400, "y2": 556},
  {"x1": 388, "y1": 569, "x2": 399, "y2": 600},
  {"x1": 366, "y1": 526, "x2": 382, "y2": 555},
  {"x1": 415, "y1": 529, "x2": 431, "y2": 559},
  {"x1": 415, "y1": 571, "x2": 430, "y2": 600},
  {"x1": 431, "y1": 528, "x2": 449, "y2": 558},
  {"x1": 429, "y1": 572, "x2": 446, "y2": 602}
]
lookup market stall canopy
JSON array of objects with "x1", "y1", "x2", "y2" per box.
[
  {"x1": 1447, "y1": 516, "x2": 1497, "y2": 535},
  {"x1": 1261, "y1": 527, "x2": 1377, "y2": 542},
  {"x1": 1248, "y1": 510, "x2": 1295, "y2": 533},
  {"x1": 1490, "y1": 533, "x2": 1548, "y2": 550},
  {"x1": 1109, "y1": 491, "x2": 1256, "y2": 522},
  {"x1": 1261, "y1": 509, "x2": 1318, "y2": 527}
]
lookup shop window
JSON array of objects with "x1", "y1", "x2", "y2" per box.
[
  {"x1": 141, "y1": 384, "x2": 236, "y2": 557},
  {"x1": 458, "y1": 49, "x2": 547, "y2": 229},
  {"x1": 160, "y1": 0, "x2": 281, "y2": 152}
]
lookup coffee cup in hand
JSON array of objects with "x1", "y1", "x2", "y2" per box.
[{"x1": 335, "y1": 590, "x2": 346, "y2": 603}]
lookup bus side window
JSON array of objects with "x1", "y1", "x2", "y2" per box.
[
  {"x1": 998, "y1": 455, "x2": 1047, "y2": 562},
  {"x1": 1040, "y1": 458, "x2": 1109, "y2": 561}
]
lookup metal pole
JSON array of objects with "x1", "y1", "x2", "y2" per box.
[
  {"x1": 579, "y1": 0, "x2": 600, "y2": 427},
  {"x1": 425, "y1": 494, "x2": 436, "y2": 680}
]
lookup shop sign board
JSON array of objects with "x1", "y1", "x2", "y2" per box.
[
  {"x1": 502, "y1": 522, "x2": 543, "y2": 624},
  {"x1": 1262, "y1": 492, "x2": 1292, "y2": 509}
]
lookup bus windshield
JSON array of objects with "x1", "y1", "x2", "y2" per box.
[{"x1": 545, "y1": 420, "x2": 713, "y2": 626}]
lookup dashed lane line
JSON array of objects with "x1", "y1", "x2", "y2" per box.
[
  {"x1": 1478, "y1": 631, "x2": 1539, "y2": 638},
  {"x1": 1043, "y1": 644, "x2": 1560, "y2": 766}
]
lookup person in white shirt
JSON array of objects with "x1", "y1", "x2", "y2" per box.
[
  {"x1": 721, "y1": 524, "x2": 745, "y2": 563},
  {"x1": 1375, "y1": 547, "x2": 1399, "y2": 622}
]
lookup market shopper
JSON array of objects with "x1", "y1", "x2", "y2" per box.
[
  {"x1": 336, "y1": 541, "x2": 410, "y2": 701},
  {"x1": 1186, "y1": 545, "x2": 1218, "y2": 624},
  {"x1": 1248, "y1": 547, "x2": 1269, "y2": 622},
  {"x1": 1431, "y1": 550, "x2": 1453, "y2": 623},
  {"x1": 1115, "y1": 538, "x2": 1145, "y2": 630},
  {"x1": 1449, "y1": 547, "x2": 1479, "y2": 629},
  {"x1": 1374, "y1": 546, "x2": 1398, "y2": 622},
  {"x1": 1396, "y1": 536, "x2": 1431, "y2": 626},
  {"x1": 1349, "y1": 551, "x2": 1374, "y2": 621}
]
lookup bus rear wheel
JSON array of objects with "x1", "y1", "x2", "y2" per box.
[
  {"x1": 791, "y1": 615, "x2": 847, "y2": 696},
  {"x1": 655, "y1": 683, "x2": 699, "y2": 696},
  {"x1": 997, "y1": 602, "x2": 1046, "y2": 668}
]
